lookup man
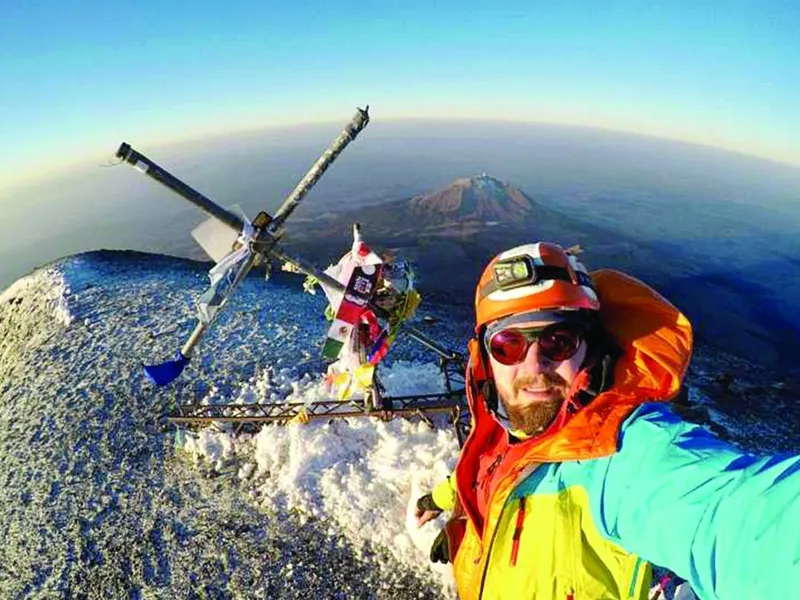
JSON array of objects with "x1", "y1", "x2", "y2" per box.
[{"x1": 416, "y1": 242, "x2": 800, "y2": 600}]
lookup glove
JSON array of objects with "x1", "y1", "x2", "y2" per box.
[
  {"x1": 416, "y1": 493, "x2": 441, "y2": 513},
  {"x1": 429, "y1": 529, "x2": 450, "y2": 564},
  {"x1": 415, "y1": 493, "x2": 442, "y2": 528}
]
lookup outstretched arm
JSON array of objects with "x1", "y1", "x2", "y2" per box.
[{"x1": 593, "y1": 403, "x2": 800, "y2": 600}]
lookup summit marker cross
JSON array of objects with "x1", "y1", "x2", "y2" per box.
[{"x1": 114, "y1": 107, "x2": 462, "y2": 386}]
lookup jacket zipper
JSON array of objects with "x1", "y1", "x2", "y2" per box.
[
  {"x1": 509, "y1": 496, "x2": 526, "y2": 566},
  {"x1": 476, "y1": 462, "x2": 542, "y2": 598}
]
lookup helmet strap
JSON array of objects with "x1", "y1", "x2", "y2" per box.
[
  {"x1": 577, "y1": 327, "x2": 621, "y2": 404},
  {"x1": 470, "y1": 329, "x2": 501, "y2": 415},
  {"x1": 480, "y1": 379, "x2": 498, "y2": 413},
  {"x1": 573, "y1": 352, "x2": 615, "y2": 406}
]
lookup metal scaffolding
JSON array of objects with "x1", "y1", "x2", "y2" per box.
[{"x1": 168, "y1": 354, "x2": 472, "y2": 445}]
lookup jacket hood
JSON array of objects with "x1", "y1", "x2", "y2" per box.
[{"x1": 460, "y1": 268, "x2": 693, "y2": 469}]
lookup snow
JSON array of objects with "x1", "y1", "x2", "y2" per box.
[
  {"x1": 0, "y1": 267, "x2": 73, "y2": 327},
  {"x1": 180, "y1": 361, "x2": 460, "y2": 597},
  {"x1": 180, "y1": 353, "x2": 707, "y2": 600},
  {"x1": 1, "y1": 251, "x2": 465, "y2": 598},
  {"x1": 178, "y1": 356, "x2": 703, "y2": 599}
]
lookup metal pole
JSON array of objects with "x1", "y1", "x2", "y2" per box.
[
  {"x1": 404, "y1": 325, "x2": 460, "y2": 360},
  {"x1": 268, "y1": 107, "x2": 369, "y2": 234},
  {"x1": 115, "y1": 105, "x2": 369, "y2": 240},
  {"x1": 120, "y1": 107, "x2": 463, "y2": 370},
  {"x1": 115, "y1": 143, "x2": 245, "y2": 233},
  {"x1": 122, "y1": 107, "x2": 370, "y2": 367},
  {"x1": 180, "y1": 253, "x2": 256, "y2": 358}
]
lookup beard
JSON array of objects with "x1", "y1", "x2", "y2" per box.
[{"x1": 497, "y1": 373, "x2": 567, "y2": 436}]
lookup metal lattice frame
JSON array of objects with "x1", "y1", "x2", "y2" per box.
[
  {"x1": 168, "y1": 390, "x2": 464, "y2": 425},
  {"x1": 168, "y1": 356, "x2": 473, "y2": 444}
]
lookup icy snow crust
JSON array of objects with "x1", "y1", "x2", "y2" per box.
[
  {"x1": 0, "y1": 250, "x2": 471, "y2": 599},
  {"x1": 3, "y1": 250, "x2": 793, "y2": 599},
  {"x1": 182, "y1": 364, "x2": 461, "y2": 595}
]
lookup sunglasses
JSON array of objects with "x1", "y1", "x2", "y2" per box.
[{"x1": 487, "y1": 322, "x2": 586, "y2": 365}]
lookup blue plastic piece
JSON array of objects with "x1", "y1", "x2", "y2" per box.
[{"x1": 143, "y1": 350, "x2": 189, "y2": 385}]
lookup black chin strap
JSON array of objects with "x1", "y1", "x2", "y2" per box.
[
  {"x1": 481, "y1": 379, "x2": 498, "y2": 413},
  {"x1": 574, "y1": 327, "x2": 622, "y2": 406},
  {"x1": 574, "y1": 352, "x2": 616, "y2": 407}
]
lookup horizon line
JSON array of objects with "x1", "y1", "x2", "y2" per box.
[{"x1": 3, "y1": 116, "x2": 799, "y2": 195}]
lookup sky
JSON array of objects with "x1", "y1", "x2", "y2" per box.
[{"x1": 1, "y1": 1, "x2": 799, "y2": 191}]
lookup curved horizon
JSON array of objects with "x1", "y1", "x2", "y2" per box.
[
  {"x1": 4, "y1": 1, "x2": 798, "y2": 195},
  {"x1": 3, "y1": 115, "x2": 799, "y2": 196}
]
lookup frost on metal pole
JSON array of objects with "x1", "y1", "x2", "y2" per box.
[{"x1": 267, "y1": 106, "x2": 369, "y2": 235}]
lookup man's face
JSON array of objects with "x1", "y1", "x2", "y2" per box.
[{"x1": 487, "y1": 317, "x2": 587, "y2": 435}]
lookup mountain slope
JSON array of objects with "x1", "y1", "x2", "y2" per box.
[
  {"x1": 0, "y1": 251, "x2": 464, "y2": 599},
  {"x1": 286, "y1": 174, "x2": 664, "y2": 298},
  {"x1": 283, "y1": 175, "x2": 800, "y2": 371}
]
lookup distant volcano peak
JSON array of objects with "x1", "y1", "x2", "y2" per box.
[
  {"x1": 453, "y1": 173, "x2": 504, "y2": 187},
  {"x1": 409, "y1": 174, "x2": 536, "y2": 222}
]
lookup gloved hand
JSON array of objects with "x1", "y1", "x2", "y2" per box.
[
  {"x1": 415, "y1": 492, "x2": 442, "y2": 528},
  {"x1": 429, "y1": 528, "x2": 450, "y2": 564}
]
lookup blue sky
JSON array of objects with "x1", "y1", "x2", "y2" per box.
[{"x1": 1, "y1": 0, "x2": 799, "y2": 189}]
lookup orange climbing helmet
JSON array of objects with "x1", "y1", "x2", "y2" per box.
[{"x1": 475, "y1": 242, "x2": 600, "y2": 333}]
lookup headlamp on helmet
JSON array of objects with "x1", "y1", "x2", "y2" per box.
[
  {"x1": 475, "y1": 242, "x2": 600, "y2": 333},
  {"x1": 492, "y1": 256, "x2": 536, "y2": 290}
]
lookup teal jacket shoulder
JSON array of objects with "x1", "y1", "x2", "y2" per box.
[{"x1": 516, "y1": 402, "x2": 800, "y2": 600}]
